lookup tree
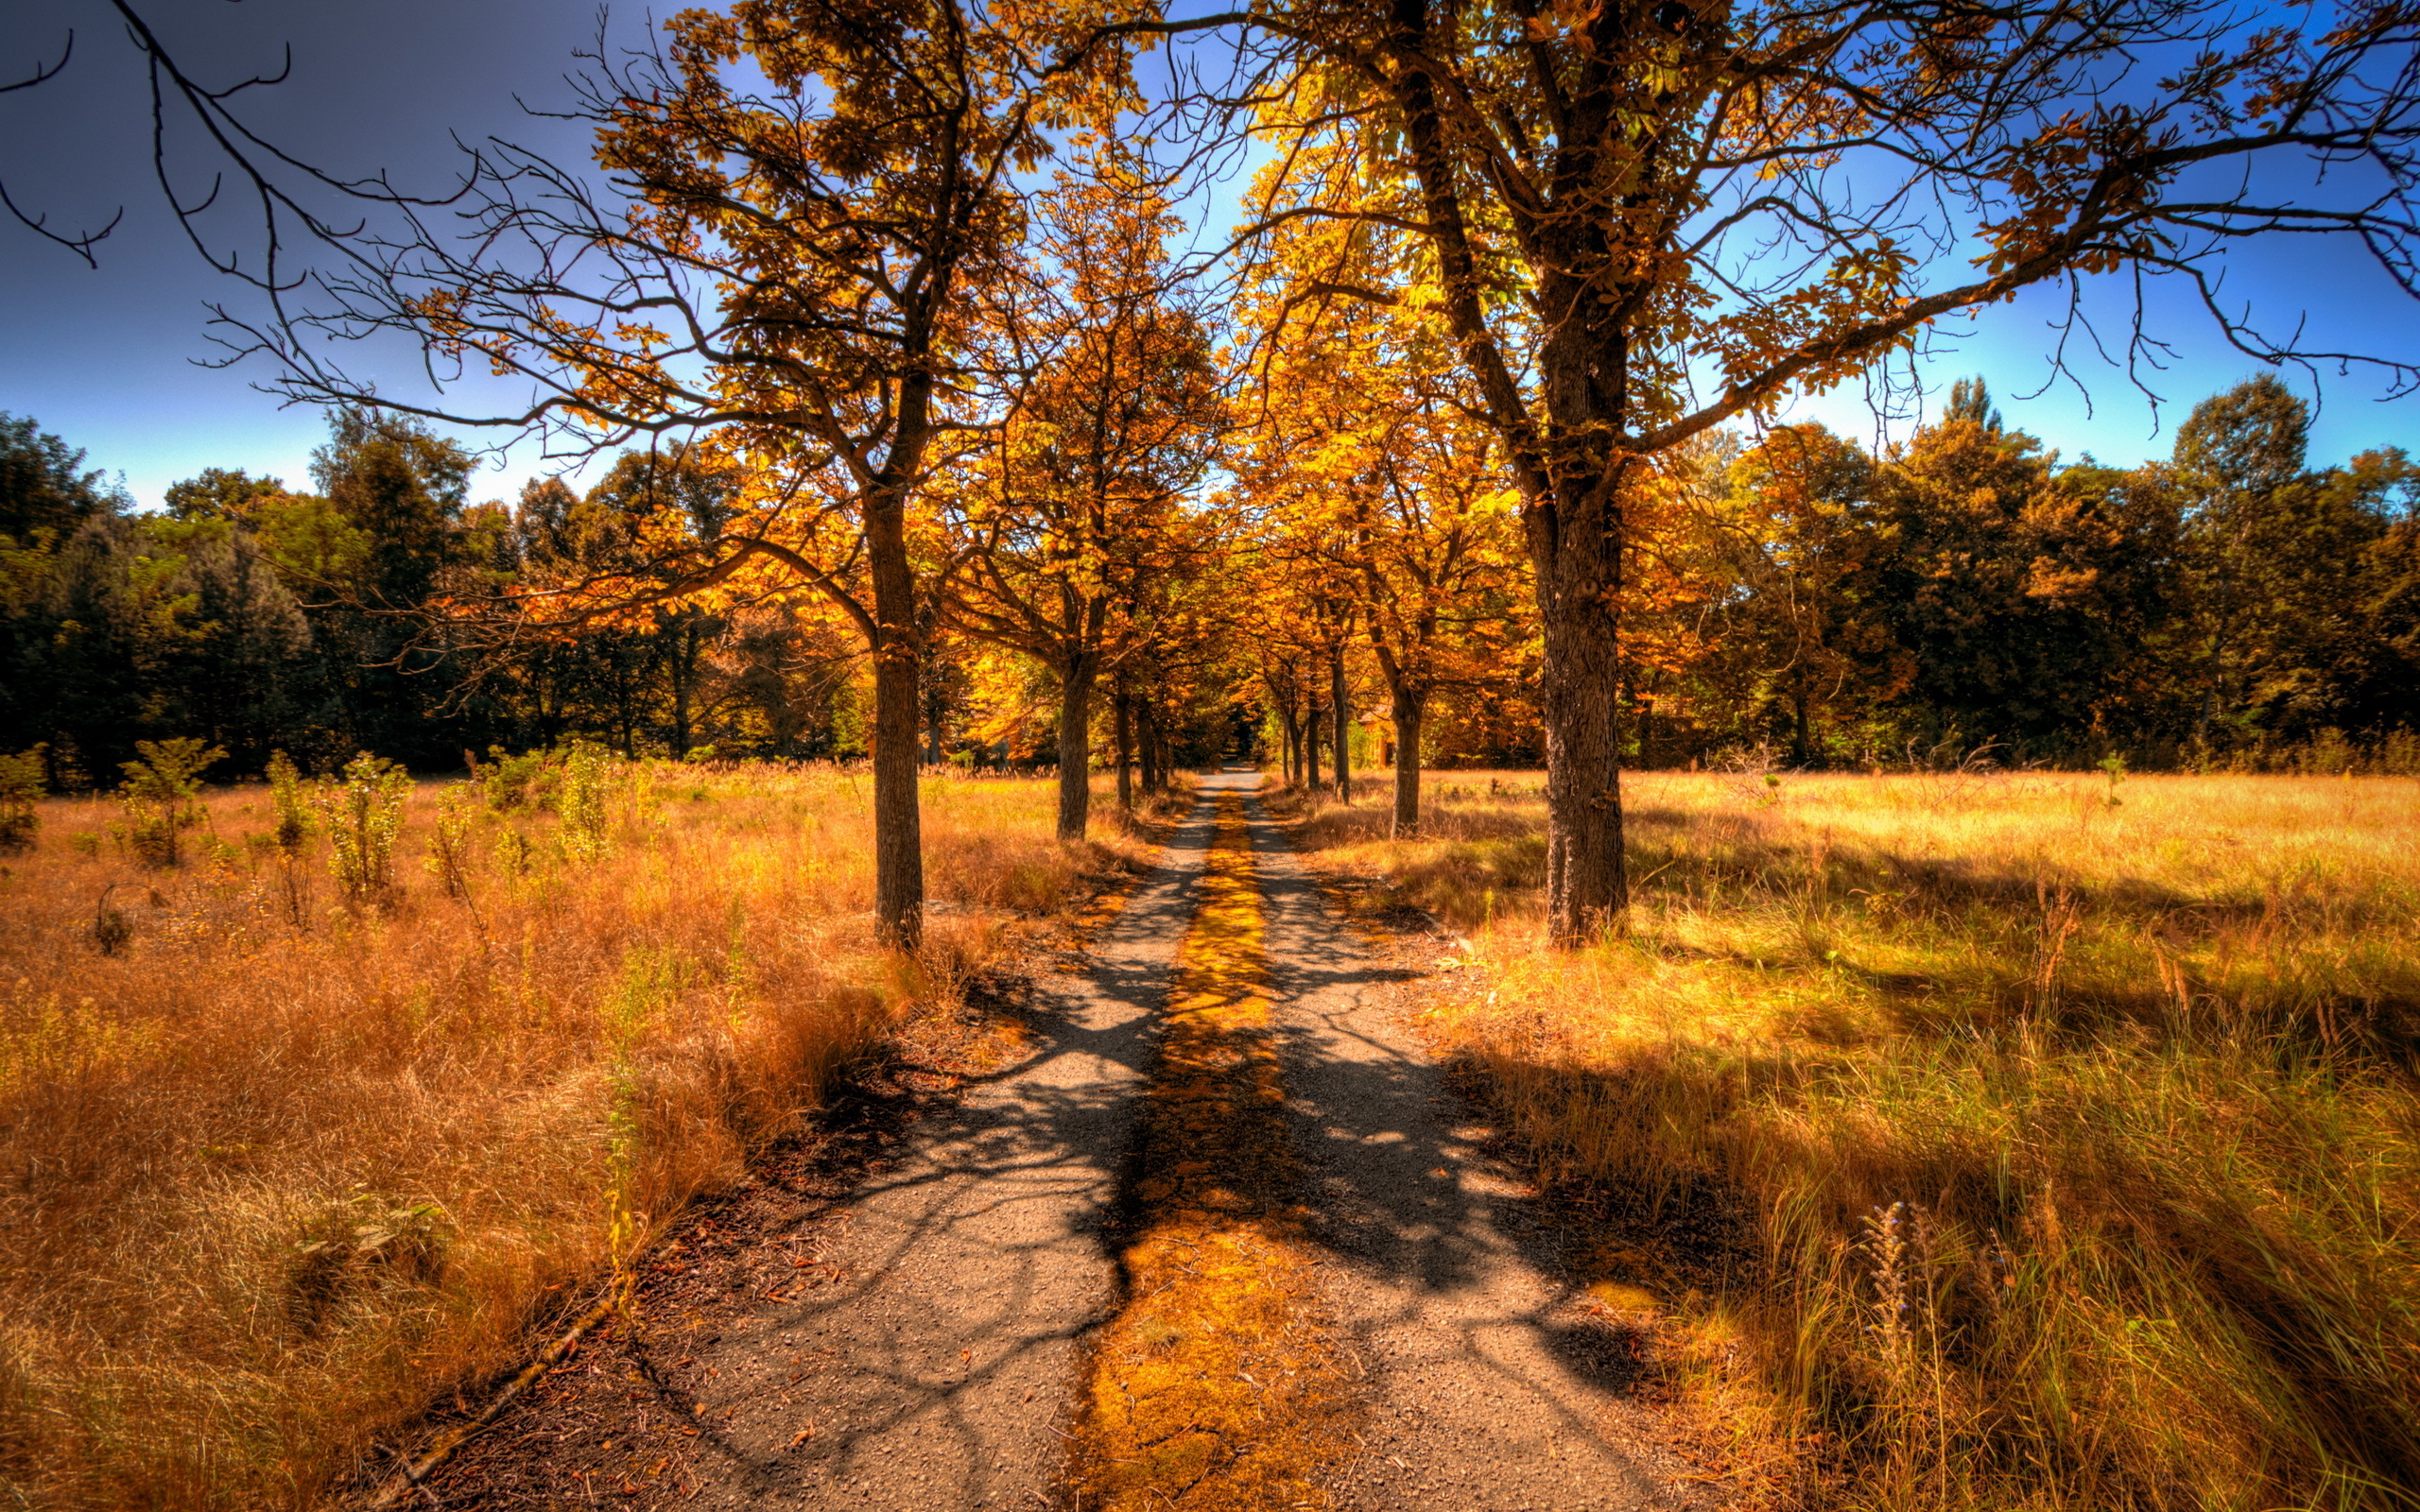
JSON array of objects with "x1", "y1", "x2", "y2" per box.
[
  {"x1": 580, "y1": 447, "x2": 743, "y2": 757},
  {"x1": 1161, "y1": 0, "x2": 2420, "y2": 942},
  {"x1": 0, "y1": 413, "x2": 121, "y2": 541},
  {"x1": 156, "y1": 518, "x2": 318, "y2": 768},
  {"x1": 2173, "y1": 377, "x2": 2331, "y2": 744},
  {"x1": 164, "y1": 468, "x2": 288, "y2": 523},
  {"x1": 1690, "y1": 425, "x2": 1910, "y2": 765},
  {"x1": 1875, "y1": 396, "x2": 2162, "y2": 753},
  {"x1": 947, "y1": 149, "x2": 1228, "y2": 839},
  {"x1": 235, "y1": 2, "x2": 1149, "y2": 944},
  {"x1": 2164, "y1": 383, "x2": 2420, "y2": 748},
  {"x1": 1232, "y1": 254, "x2": 1528, "y2": 832},
  {"x1": 291, "y1": 410, "x2": 482, "y2": 765}
]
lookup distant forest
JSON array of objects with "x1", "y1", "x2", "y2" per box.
[{"x1": 4, "y1": 372, "x2": 2418, "y2": 785}]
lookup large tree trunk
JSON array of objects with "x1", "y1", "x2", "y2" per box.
[
  {"x1": 1330, "y1": 642, "x2": 1352, "y2": 802},
  {"x1": 1525, "y1": 334, "x2": 1630, "y2": 943},
  {"x1": 1114, "y1": 683, "x2": 1134, "y2": 811},
  {"x1": 1534, "y1": 563, "x2": 1625, "y2": 945},
  {"x1": 1388, "y1": 37, "x2": 1628, "y2": 947},
  {"x1": 1390, "y1": 683, "x2": 1426, "y2": 838},
  {"x1": 1055, "y1": 656, "x2": 1096, "y2": 841},
  {"x1": 866, "y1": 489, "x2": 925, "y2": 948}
]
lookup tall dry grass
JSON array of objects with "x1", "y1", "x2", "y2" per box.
[
  {"x1": 1292, "y1": 768, "x2": 2420, "y2": 1511},
  {"x1": 0, "y1": 763, "x2": 1135, "y2": 1510}
]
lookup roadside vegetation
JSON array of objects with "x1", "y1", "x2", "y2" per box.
[
  {"x1": 1287, "y1": 767, "x2": 2420, "y2": 1511},
  {"x1": 0, "y1": 760, "x2": 1138, "y2": 1511}
]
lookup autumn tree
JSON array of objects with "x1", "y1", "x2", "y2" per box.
[
  {"x1": 947, "y1": 148, "x2": 1228, "y2": 839},
  {"x1": 1146, "y1": 0, "x2": 2420, "y2": 941},
  {"x1": 1234, "y1": 509, "x2": 1357, "y2": 796},
  {"x1": 229, "y1": 2, "x2": 1149, "y2": 944},
  {"x1": 579, "y1": 447, "x2": 743, "y2": 758},
  {"x1": 1233, "y1": 250, "x2": 1527, "y2": 832},
  {"x1": 1686, "y1": 425, "x2": 1910, "y2": 764}
]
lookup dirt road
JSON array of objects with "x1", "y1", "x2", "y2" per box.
[{"x1": 418, "y1": 771, "x2": 1703, "y2": 1510}]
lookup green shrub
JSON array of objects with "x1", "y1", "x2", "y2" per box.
[
  {"x1": 118, "y1": 739, "x2": 226, "y2": 868},
  {"x1": 474, "y1": 746, "x2": 560, "y2": 812},
  {"x1": 267, "y1": 750, "x2": 312, "y2": 853},
  {"x1": 424, "y1": 786, "x2": 476, "y2": 902},
  {"x1": 560, "y1": 744, "x2": 614, "y2": 863},
  {"x1": 315, "y1": 753, "x2": 410, "y2": 905}
]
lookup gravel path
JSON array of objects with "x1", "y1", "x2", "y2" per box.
[
  {"x1": 1232, "y1": 771, "x2": 1704, "y2": 1512},
  {"x1": 652, "y1": 796, "x2": 1221, "y2": 1510}
]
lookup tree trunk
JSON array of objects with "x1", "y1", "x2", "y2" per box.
[
  {"x1": 1055, "y1": 657, "x2": 1096, "y2": 841},
  {"x1": 1534, "y1": 569, "x2": 1624, "y2": 945},
  {"x1": 1139, "y1": 701, "x2": 1162, "y2": 796},
  {"x1": 1304, "y1": 699, "x2": 1322, "y2": 795},
  {"x1": 865, "y1": 488, "x2": 925, "y2": 948},
  {"x1": 669, "y1": 625, "x2": 695, "y2": 757},
  {"x1": 1520, "y1": 249, "x2": 1634, "y2": 945},
  {"x1": 1390, "y1": 684, "x2": 1426, "y2": 838},
  {"x1": 1276, "y1": 695, "x2": 1301, "y2": 785},
  {"x1": 1330, "y1": 642, "x2": 1351, "y2": 802},
  {"x1": 1387, "y1": 43, "x2": 1628, "y2": 947},
  {"x1": 1114, "y1": 684, "x2": 1134, "y2": 811}
]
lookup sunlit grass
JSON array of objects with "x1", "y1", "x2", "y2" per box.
[
  {"x1": 0, "y1": 764, "x2": 1140, "y2": 1511},
  {"x1": 1291, "y1": 768, "x2": 2420, "y2": 1511}
]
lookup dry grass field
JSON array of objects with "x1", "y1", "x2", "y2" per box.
[
  {"x1": 1292, "y1": 768, "x2": 2420, "y2": 1512},
  {"x1": 0, "y1": 762, "x2": 1137, "y2": 1511}
]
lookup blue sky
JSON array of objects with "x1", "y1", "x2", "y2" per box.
[{"x1": 5, "y1": 1, "x2": 2417, "y2": 512}]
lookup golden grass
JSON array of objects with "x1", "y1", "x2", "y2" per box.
[
  {"x1": 0, "y1": 765, "x2": 1140, "y2": 1511},
  {"x1": 1290, "y1": 768, "x2": 2420, "y2": 1511},
  {"x1": 1072, "y1": 791, "x2": 1354, "y2": 1512}
]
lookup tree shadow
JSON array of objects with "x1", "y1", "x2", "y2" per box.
[
  {"x1": 544, "y1": 793, "x2": 1233, "y2": 1508},
  {"x1": 1241, "y1": 790, "x2": 1698, "y2": 1505}
]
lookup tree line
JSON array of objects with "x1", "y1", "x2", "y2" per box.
[{"x1": 8, "y1": 367, "x2": 2416, "y2": 811}]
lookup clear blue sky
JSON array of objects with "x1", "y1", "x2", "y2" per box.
[{"x1": 6, "y1": 1, "x2": 2417, "y2": 512}]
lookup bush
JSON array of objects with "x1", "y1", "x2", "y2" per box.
[
  {"x1": 424, "y1": 786, "x2": 476, "y2": 902},
  {"x1": 267, "y1": 750, "x2": 311, "y2": 853},
  {"x1": 560, "y1": 744, "x2": 614, "y2": 863},
  {"x1": 117, "y1": 739, "x2": 226, "y2": 868},
  {"x1": 315, "y1": 752, "x2": 410, "y2": 905},
  {"x1": 474, "y1": 746, "x2": 560, "y2": 812}
]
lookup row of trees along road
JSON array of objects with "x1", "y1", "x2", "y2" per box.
[{"x1": 12, "y1": 0, "x2": 2420, "y2": 946}]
